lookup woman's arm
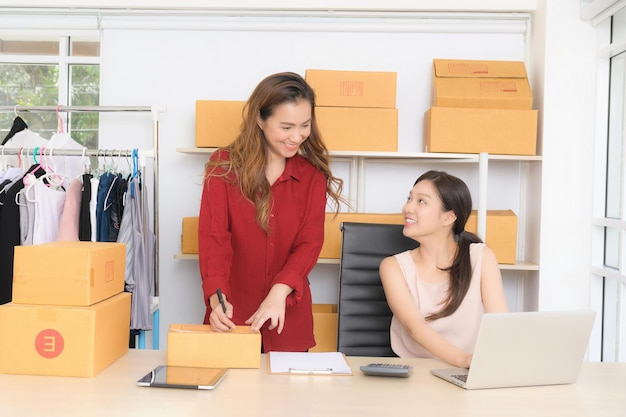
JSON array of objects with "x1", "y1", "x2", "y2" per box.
[
  {"x1": 480, "y1": 245, "x2": 509, "y2": 313},
  {"x1": 270, "y1": 170, "x2": 327, "y2": 305},
  {"x1": 198, "y1": 172, "x2": 236, "y2": 331},
  {"x1": 380, "y1": 256, "x2": 472, "y2": 368}
]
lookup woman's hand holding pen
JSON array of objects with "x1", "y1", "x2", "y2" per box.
[{"x1": 208, "y1": 290, "x2": 236, "y2": 332}]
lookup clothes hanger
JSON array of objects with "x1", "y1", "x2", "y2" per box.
[
  {"x1": 21, "y1": 149, "x2": 68, "y2": 204},
  {"x1": 1, "y1": 105, "x2": 28, "y2": 145},
  {"x1": 56, "y1": 104, "x2": 65, "y2": 134}
]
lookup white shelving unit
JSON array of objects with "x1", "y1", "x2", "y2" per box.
[{"x1": 175, "y1": 147, "x2": 541, "y2": 272}]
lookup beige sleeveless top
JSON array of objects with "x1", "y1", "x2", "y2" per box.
[{"x1": 389, "y1": 243, "x2": 485, "y2": 358}]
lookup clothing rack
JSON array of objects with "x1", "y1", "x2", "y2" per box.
[
  {"x1": 0, "y1": 104, "x2": 164, "y2": 293},
  {"x1": 0, "y1": 105, "x2": 166, "y2": 349}
]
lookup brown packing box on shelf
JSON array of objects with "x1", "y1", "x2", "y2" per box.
[
  {"x1": 305, "y1": 69, "x2": 397, "y2": 108},
  {"x1": 316, "y1": 106, "x2": 398, "y2": 152},
  {"x1": 196, "y1": 100, "x2": 245, "y2": 148},
  {"x1": 181, "y1": 217, "x2": 199, "y2": 254},
  {"x1": 167, "y1": 324, "x2": 261, "y2": 369},
  {"x1": 424, "y1": 106, "x2": 538, "y2": 156},
  {"x1": 0, "y1": 292, "x2": 131, "y2": 377},
  {"x1": 310, "y1": 304, "x2": 338, "y2": 352},
  {"x1": 465, "y1": 210, "x2": 518, "y2": 264},
  {"x1": 12, "y1": 241, "x2": 126, "y2": 307},
  {"x1": 432, "y1": 59, "x2": 533, "y2": 109},
  {"x1": 321, "y1": 212, "x2": 404, "y2": 259}
]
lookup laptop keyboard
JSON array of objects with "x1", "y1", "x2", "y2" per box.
[{"x1": 452, "y1": 374, "x2": 468, "y2": 383}]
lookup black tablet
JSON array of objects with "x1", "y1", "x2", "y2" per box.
[{"x1": 137, "y1": 365, "x2": 227, "y2": 390}]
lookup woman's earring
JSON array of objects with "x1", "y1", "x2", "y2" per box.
[{"x1": 454, "y1": 233, "x2": 460, "y2": 243}]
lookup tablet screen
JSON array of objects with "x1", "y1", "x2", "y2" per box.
[{"x1": 137, "y1": 365, "x2": 228, "y2": 390}]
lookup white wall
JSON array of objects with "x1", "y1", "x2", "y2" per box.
[{"x1": 534, "y1": 1, "x2": 598, "y2": 310}]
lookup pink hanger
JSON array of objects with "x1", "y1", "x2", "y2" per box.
[{"x1": 56, "y1": 105, "x2": 64, "y2": 133}]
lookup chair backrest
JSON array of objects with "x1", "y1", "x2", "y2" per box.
[{"x1": 337, "y1": 222, "x2": 419, "y2": 357}]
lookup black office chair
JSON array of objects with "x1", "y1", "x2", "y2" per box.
[{"x1": 337, "y1": 222, "x2": 419, "y2": 357}]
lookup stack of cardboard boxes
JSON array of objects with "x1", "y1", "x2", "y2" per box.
[
  {"x1": 424, "y1": 58, "x2": 538, "y2": 155},
  {"x1": 0, "y1": 241, "x2": 130, "y2": 377},
  {"x1": 305, "y1": 69, "x2": 398, "y2": 152},
  {"x1": 195, "y1": 69, "x2": 400, "y2": 151}
]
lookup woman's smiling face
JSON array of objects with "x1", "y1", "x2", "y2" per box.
[{"x1": 258, "y1": 99, "x2": 312, "y2": 161}]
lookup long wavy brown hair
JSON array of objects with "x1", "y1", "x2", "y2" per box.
[{"x1": 204, "y1": 72, "x2": 346, "y2": 233}]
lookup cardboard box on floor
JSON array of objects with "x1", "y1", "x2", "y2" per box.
[
  {"x1": 305, "y1": 69, "x2": 397, "y2": 108},
  {"x1": 310, "y1": 304, "x2": 338, "y2": 352},
  {"x1": 432, "y1": 59, "x2": 533, "y2": 109},
  {"x1": 12, "y1": 241, "x2": 126, "y2": 306},
  {"x1": 316, "y1": 106, "x2": 398, "y2": 152},
  {"x1": 424, "y1": 106, "x2": 538, "y2": 156},
  {"x1": 181, "y1": 217, "x2": 199, "y2": 254},
  {"x1": 196, "y1": 100, "x2": 245, "y2": 148},
  {"x1": 0, "y1": 292, "x2": 131, "y2": 377},
  {"x1": 167, "y1": 324, "x2": 261, "y2": 369},
  {"x1": 465, "y1": 210, "x2": 518, "y2": 264},
  {"x1": 321, "y1": 213, "x2": 404, "y2": 259}
]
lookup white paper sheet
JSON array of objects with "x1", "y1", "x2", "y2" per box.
[{"x1": 268, "y1": 352, "x2": 352, "y2": 375}]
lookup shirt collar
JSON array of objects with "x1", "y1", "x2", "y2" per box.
[{"x1": 278, "y1": 155, "x2": 302, "y2": 183}]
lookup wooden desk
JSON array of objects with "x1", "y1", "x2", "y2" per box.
[{"x1": 0, "y1": 349, "x2": 624, "y2": 417}]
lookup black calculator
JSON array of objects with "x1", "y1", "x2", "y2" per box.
[{"x1": 360, "y1": 363, "x2": 413, "y2": 378}]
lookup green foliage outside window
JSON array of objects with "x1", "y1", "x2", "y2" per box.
[{"x1": 0, "y1": 63, "x2": 100, "y2": 148}]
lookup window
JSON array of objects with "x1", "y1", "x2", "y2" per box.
[
  {"x1": 592, "y1": 7, "x2": 626, "y2": 362},
  {"x1": 0, "y1": 36, "x2": 100, "y2": 148}
]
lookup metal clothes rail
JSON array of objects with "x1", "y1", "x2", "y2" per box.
[{"x1": 0, "y1": 105, "x2": 166, "y2": 349}]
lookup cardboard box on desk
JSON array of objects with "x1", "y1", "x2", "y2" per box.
[
  {"x1": 196, "y1": 100, "x2": 245, "y2": 148},
  {"x1": 321, "y1": 212, "x2": 404, "y2": 259},
  {"x1": 432, "y1": 59, "x2": 533, "y2": 109},
  {"x1": 305, "y1": 69, "x2": 397, "y2": 108},
  {"x1": 167, "y1": 324, "x2": 261, "y2": 369},
  {"x1": 181, "y1": 217, "x2": 199, "y2": 254},
  {"x1": 310, "y1": 304, "x2": 338, "y2": 353},
  {"x1": 424, "y1": 106, "x2": 538, "y2": 156},
  {"x1": 12, "y1": 241, "x2": 126, "y2": 306},
  {"x1": 0, "y1": 292, "x2": 131, "y2": 377},
  {"x1": 316, "y1": 107, "x2": 398, "y2": 152},
  {"x1": 465, "y1": 210, "x2": 518, "y2": 264}
]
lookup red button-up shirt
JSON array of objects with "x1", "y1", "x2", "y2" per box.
[{"x1": 199, "y1": 150, "x2": 327, "y2": 352}]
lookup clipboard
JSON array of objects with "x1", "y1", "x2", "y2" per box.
[{"x1": 267, "y1": 351, "x2": 353, "y2": 376}]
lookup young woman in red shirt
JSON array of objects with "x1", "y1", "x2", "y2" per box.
[{"x1": 198, "y1": 72, "x2": 345, "y2": 352}]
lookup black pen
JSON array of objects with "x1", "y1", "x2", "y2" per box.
[{"x1": 216, "y1": 288, "x2": 227, "y2": 313}]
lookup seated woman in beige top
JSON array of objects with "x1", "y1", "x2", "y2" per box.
[{"x1": 380, "y1": 170, "x2": 508, "y2": 369}]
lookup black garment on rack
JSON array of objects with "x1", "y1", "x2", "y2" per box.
[
  {"x1": 0, "y1": 164, "x2": 46, "y2": 304},
  {"x1": 1, "y1": 116, "x2": 28, "y2": 145},
  {"x1": 108, "y1": 174, "x2": 127, "y2": 242},
  {"x1": 79, "y1": 173, "x2": 93, "y2": 241}
]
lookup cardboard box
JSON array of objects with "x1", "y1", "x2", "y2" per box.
[
  {"x1": 316, "y1": 106, "x2": 398, "y2": 152},
  {"x1": 12, "y1": 241, "x2": 126, "y2": 306},
  {"x1": 465, "y1": 210, "x2": 518, "y2": 264},
  {"x1": 0, "y1": 292, "x2": 131, "y2": 377},
  {"x1": 182, "y1": 217, "x2": 199, "y2": 254},
  {"x1": 433, "y1": 59, "x2": 528, "y2": 79},
  {"x1": 321, "y1": 212, "x2": 404, "y2": 259},
  {"x1": 432, "y1": 59, "x2": 532, "y2": 109},
  {"x1": 167, "y1": 324, "x2": 261, "y2": 369},
  {"x1": 310, "y1": 304, "x2": 338, "y2": 352},
  {"x1": 305, "y1": 69, "x2": 397, "y2": 108},
  {"x1": 196, "y1": 100, "x2": 245, "y2": 148},
  {"x1": 424, "y1": 106, "x2": 538, "y2": 156}
]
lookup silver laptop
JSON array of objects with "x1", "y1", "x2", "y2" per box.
[{"x1": 430, "y1": 310, "x2": 596, "y2": 390}]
